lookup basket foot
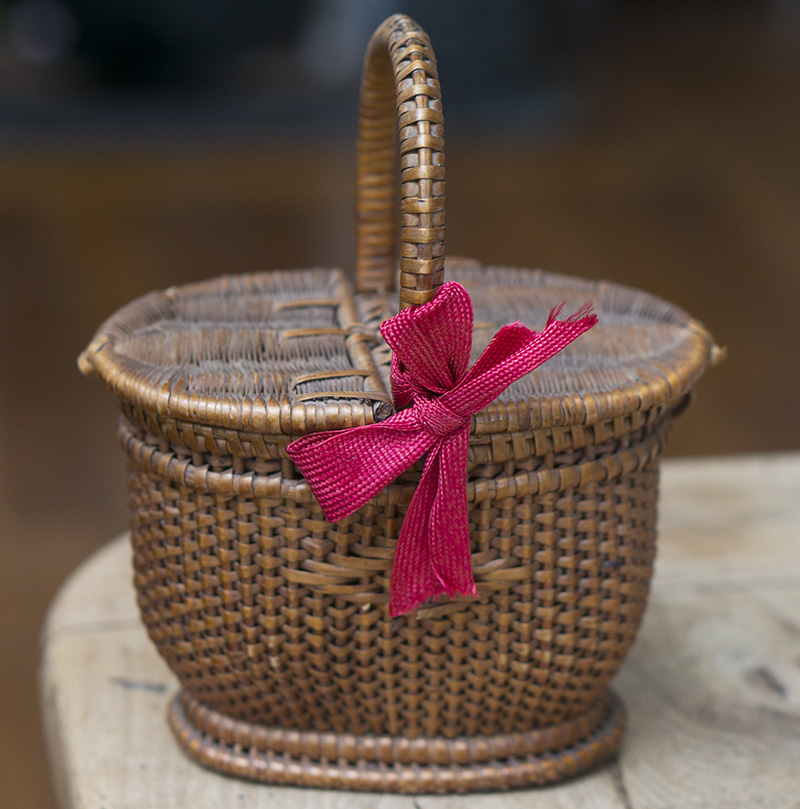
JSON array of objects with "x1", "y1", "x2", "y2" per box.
[{"x1": 167, "y1": 689, "x2": 626, "y2": 793}]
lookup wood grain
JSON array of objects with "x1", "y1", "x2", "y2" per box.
[{"x1": 40, "y1": 453, "x2": 800, "y2": 807}]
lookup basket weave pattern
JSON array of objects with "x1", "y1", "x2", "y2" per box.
[{"x1": 125, "y1": 415, "x2": 663, "y2": 736}]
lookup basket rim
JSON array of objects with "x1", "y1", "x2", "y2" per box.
[
  {"x1": 81, "y1": 264, "x2": 716, "y2": 436},
  {"x1": 118, "y1": 412, "x2": 666, "y2": 504}
]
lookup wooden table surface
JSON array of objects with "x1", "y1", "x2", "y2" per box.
[{"x1": 40, "y1": 453, "x2": 800, "y2": 808}]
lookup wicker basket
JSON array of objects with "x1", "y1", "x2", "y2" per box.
[{"x1": 79, "y1": 14, "x2": 717, "y2": 794}]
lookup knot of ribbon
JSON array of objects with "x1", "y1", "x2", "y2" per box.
[
  {"x1": 286, "y1": 282, "x2": 597, "y2": 616},
  {"x1": 414, "y1": 395, "x2": 466, "y2": 436}
]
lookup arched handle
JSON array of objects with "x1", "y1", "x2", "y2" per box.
[{"x1": 356, "y1": 14, "x2": 445, "y2": 310}]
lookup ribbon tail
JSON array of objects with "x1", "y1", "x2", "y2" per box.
[
  {"x1": 428, "y1": 427, "x2": 476, "y2": 599},
  {"x1": 389, "y1": 426, "x2": 476, "y2": 616},
  {"x1": 286, "y1": 409, "x2": 433, "y2": 522},
  {"x1": 444, "y1": 302, "x2": 597, "y2": 415}
]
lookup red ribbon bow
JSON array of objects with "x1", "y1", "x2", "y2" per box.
[{"x1": 286, "y1": 282, "x2": 597, "y2": 616}]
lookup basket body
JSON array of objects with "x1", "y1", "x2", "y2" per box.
[
  {"x1": 123, "y1": 409, "x2": 659, "y2": 788},
  {"x1": 82, "y1": 260, "x2": 716, "y2": 791}
]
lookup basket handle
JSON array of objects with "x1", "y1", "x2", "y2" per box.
[{"x1": 356, "y1": 14, "x2": 445, "y2": 310}]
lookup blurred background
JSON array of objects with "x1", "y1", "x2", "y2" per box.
[{"x1": 1, "y1": 0, "x2": 799, "y2": 806}]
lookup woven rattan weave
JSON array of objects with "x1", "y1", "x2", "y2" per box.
[{"x1": 80, "y1": 14, "x2": 716, "y2": 794}]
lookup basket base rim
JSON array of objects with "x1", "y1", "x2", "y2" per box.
[{"x1": 166, "y1": 689, "x2": 626, "y2": 793}]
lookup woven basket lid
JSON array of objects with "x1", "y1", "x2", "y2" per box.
[
  {"x1": 79, "y1": 15, "x2": 717, "y2": 437},
  {"x1": 79, "y1": 259, "x2": 716, "y2": 437},
  {"x1": 362, "y1": 259, "x2": 717, "y2": 434}
]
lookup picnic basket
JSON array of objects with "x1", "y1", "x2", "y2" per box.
[{"x1": 79, "y1": 13, "x2": 717, "y2": 794}]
